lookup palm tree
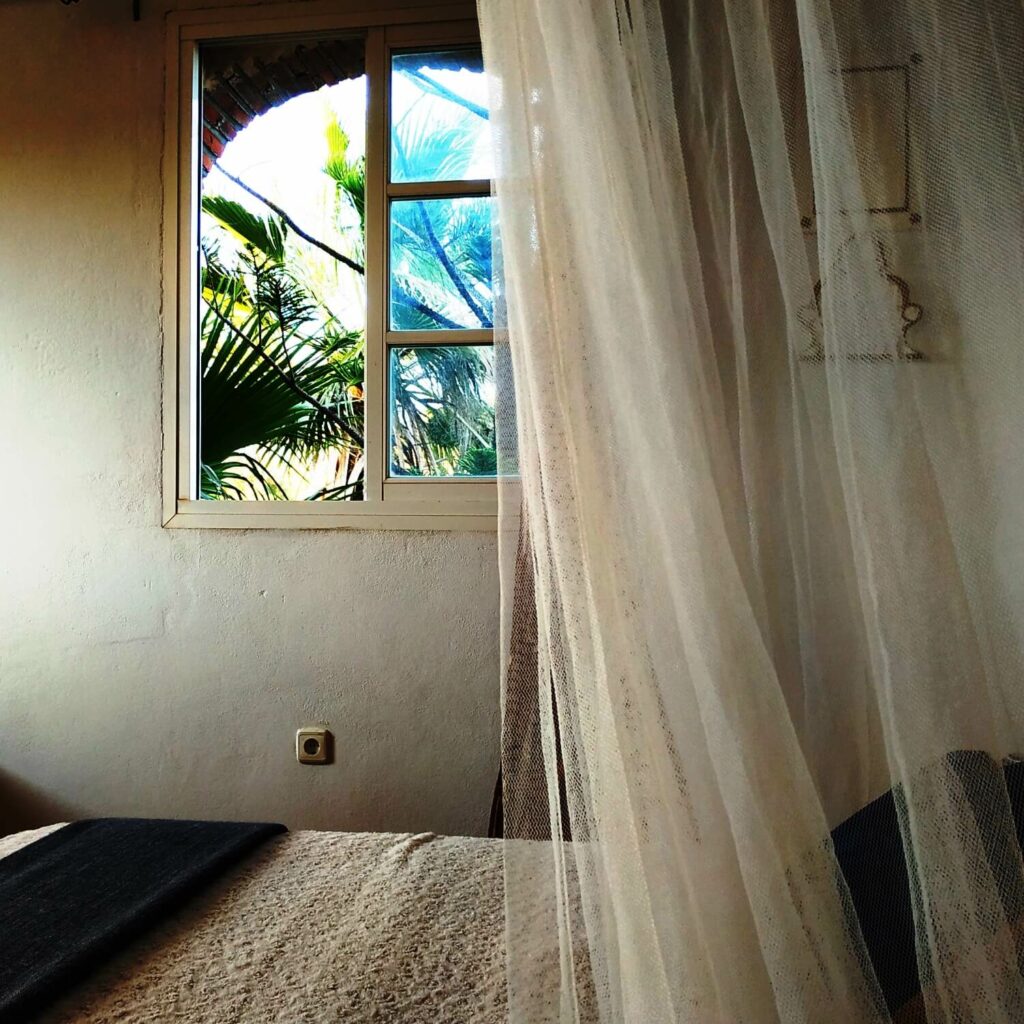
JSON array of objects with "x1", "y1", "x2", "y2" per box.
[
  {"x1": 199, "y1": 198, "x2": 365, "y2": 500},
  {"x1": 199, "y1": 72, "x2": 496, "y2": 500}
]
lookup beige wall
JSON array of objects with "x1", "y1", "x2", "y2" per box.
[{"x1": 0, "y1": 0, "x2": 500, "y2": 835}]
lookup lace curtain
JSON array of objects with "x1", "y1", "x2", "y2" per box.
[{"x1": 479, "y1": 0, "x2": 1024, "y2": 1020}]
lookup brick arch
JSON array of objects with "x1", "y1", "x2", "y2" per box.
[{"x1": 201, "y1": 38, "x2": 365, "y2": 175}]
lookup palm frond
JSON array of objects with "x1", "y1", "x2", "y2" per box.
[
  {"x1": 392, "y1": 114, "x2": 477, "y2": 183},
  {"x1": 324, "y1": 116, "x2": 366, "y2": 229},
  {"x1": 198, "y1": 295, "x2": 363, "y2": 499},
  {"x1": 457, "y1": 447, "x2": 497, "y2": 476},
  {"x1": 202, "y1": 194, "x2": 288, "y2": 262}
]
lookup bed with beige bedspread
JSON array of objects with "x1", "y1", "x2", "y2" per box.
[{"x1": 0, "y1": 824, "x2": 514, "y2": 1023}]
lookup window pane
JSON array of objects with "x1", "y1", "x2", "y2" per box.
[
  {"x1": 390, "y1": 48, "x2": 491, "y2": 183},
  {"x1": 390, "y1": 197, "x2": 493, "y2": 331},
  {"x1": 198, "y1": 37, "x2": 367, "y2": 501},
  {"x1": 389, "y1": 346, "x2": 496, "y2": 477}
]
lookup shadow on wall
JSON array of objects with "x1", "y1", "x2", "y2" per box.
[{"x1": 0, "y1": 770, "x2": 78, "y2": 836}]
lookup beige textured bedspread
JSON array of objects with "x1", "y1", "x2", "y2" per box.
[{"x1": 0, "y1": 825, "x2": 511, "y2": 1023}]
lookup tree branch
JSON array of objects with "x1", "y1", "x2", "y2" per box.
[
  {"x1": 217, "y1": 166, "x2": 365, "y2": 275},
  {"x1": 453, "y1": 408, "x2": 491, "y2": 449},
  {"x1": 401, "y1": 67, "x2": 488, "y2": 121},
  {"x1": 412, "y1": 202, "x2": 492, "y2": 328},
  {"x1": 215, "y1": 166, "x2": 472, "y2": 331},
  {"x1": 392, "y1": 292, "x2": 464, "y2": 330}
]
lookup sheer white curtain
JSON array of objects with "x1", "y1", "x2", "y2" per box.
[{"x1": 479, "y1": 0, "x2": 1024, "y2": 1021}]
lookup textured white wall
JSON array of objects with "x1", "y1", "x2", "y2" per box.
[{"x1": 0, "y1": 0, "x2": 500, "y2": 836}]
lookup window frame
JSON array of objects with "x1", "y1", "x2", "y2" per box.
[{"x1": 162, "y1": 1, "x2": 497, "y2": 530}]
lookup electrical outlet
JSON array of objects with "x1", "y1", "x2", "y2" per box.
[{"x1": 296, "y1": 727, "x2": 332, "y2": 765}]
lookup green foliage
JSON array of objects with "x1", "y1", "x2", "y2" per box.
[
  {"x1": 200, "y1": 85, "x2": 495, "y2": 499},
  {"x1": 392, "y1": 119, "x2": 475, "y2": 184},
  {"x1": 390, "y1": 198, "x2": 493, "y2": 330},
  {"x1": 202, "y1": 195, "x2": 287, "y2": 262},
  {"x1": 457, "y1": 447, "x2": 498, "y2": 476},
  {"x1": 198, "y1": 254, "x2": 364, "y2": 500},
  {"x1": 324, "y1": 118, "x2": 365, "y2": 231},
  {"x1": 390, "y1": 345, "x2": 495, "y2": 477}
]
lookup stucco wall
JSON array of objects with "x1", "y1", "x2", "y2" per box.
[{"x1": 0, "y1": 0, "x2": 500, "y2": 835}]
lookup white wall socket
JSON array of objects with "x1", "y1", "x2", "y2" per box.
[{"x1": 296, "y1": 727, "x2": 332, "y2": 765}]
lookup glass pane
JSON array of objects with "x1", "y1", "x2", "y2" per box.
[
  {"x1": 390, "y1": 197, "x2": 493, "y2": 331},
  {"x1": 198, "y1": 37, "x2": 367, "y2": 501},
  {"x1": 389, "y1": 346, "x2": 496, "y2": 477},
  {"x1": 390, "y1": 48, "x2": 491, "y2": 183}
]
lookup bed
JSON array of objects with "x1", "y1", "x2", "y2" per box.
[
  {"x1": 0, "y1": 824, "x2": 515, "y2": 1023},
  {"x1": 8, "y1": 754, "x2": 1014, "y2": 1022}
]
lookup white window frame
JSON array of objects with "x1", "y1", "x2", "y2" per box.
[{"x1": 163, "y1": 1, "x2": 497, "y2": 530}]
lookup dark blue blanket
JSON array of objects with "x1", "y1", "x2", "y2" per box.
[
  {"x1": 0, "y1": 817, "x2": 285, "y2": 1023},
  {"x1": 832, "y1": 752, "x2": 1024, "y2": 1016}
]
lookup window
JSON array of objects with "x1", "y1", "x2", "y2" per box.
[{"x1": 163, "y1": 5, "x2": 496, "y2": 528}]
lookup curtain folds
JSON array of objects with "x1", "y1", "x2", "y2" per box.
[{"x1": 480, "y1": 0, "x2": 1024, "y2": 1020}]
